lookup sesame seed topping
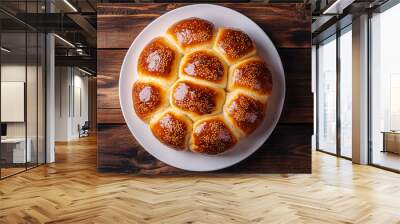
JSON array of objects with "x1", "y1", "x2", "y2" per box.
[
  {"x1": 138, "y1": 37, "x2": 175, "y2": 77},
  {"x1": 183, "y1": 50, "x2": 225, "y2": 82}
]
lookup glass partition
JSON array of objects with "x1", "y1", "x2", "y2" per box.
[
  {"x1": 1, "y1": 25, "x2": 28, "y2": 178},
  {"x1": 0, "y1": 1, "x2": 46, "y2": 179},
  {"x1": 317, "y1": 35, "x2": 337, "y2": 154}
]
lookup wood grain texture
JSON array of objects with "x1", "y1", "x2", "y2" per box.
[
  {"x1": 97, "y1": 108, "x2": 125, "y2": 124},
  {"x1": 97, "y1": 3, "x2": 311, "y2": 49},
  {"x1": 97, "y1": 124, "x2": 312, "y2": 173},
  {"x1": 97, "y1": 3, "x2": 312, "y2": 173},
  {"x1": 2, "y1": 137, "x2": 400, "y2": 223},
  {"x1": 98, "y1": 125, "x2": 182, "y2": 174}
]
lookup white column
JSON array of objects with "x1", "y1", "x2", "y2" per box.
[
  {"x1": 46, "y1": 32, "x2": 55, "y2": 163},
  {"x1": 352, "y1": 14, "x2": 369, "y2": 164}
]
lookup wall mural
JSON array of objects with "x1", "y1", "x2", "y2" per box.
[{"x1": 97, "y1": 3, "x2": 312, "y2": 174}]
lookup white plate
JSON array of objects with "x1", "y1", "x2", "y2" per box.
[{"x1": 119, "y1": 4, "x2": 285, "y2": 172}]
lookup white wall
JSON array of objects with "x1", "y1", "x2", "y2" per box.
[
  {"x1": 1, "y1": 64, "x2": 41, "y2": 138},
  {"x1": 54, "y1": 67, "x2": 89, "y2": 141},
  {"x1": 71, "y1": 73, "x2": 89, "y2": 138},
  {"x1": 1, "y1": 63, "x2": 46, "y2": 164},
  {"x1": 55, "y1": 66, "x2": 70, "y2": 141}
]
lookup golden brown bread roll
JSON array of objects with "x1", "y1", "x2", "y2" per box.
[
  {"x1": 224, "y1": 91, "x2": 266, "y2": 136},
  {"x1": 150, "y1": 109, "x2": 193, "y2": 150},
  {"x1": 190, "y1": 116, "x2": 237, "y2": 155},
  {"x1": 138, "y1": 37, "x2": 180, "y2": 84},
  {"x1": 170, "y1": 80, "x2": 225, "y2": 121},
  {"x1": 133, "y1": 18, "x2": 272, "y2": 153},
  {"x1": 179, "y1": 49, "x2": 228, "y2": 88},
  {"x1": 166, "y1": 17, "x2": 215, "y2": 53},
  {"x1": 132, "y1": 80, "x2": 168, "y2": 122},
  {"x1": 213, "y1": 28, "x2": 256, "y2": 65},
  {"x1": 228, "y1": 57, "x2": 272, "y2": 99}
]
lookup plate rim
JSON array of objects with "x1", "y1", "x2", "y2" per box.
[{"x1": 118, "y1": 3, "x2": 286, "y2": 172}]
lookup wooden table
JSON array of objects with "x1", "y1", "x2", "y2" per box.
[
  {"x1": 97, "y1": 3, "x2": 312, "y2": 174},
  {"x1": 382, "y1": 131, "x2": 400, "y2": 154}
]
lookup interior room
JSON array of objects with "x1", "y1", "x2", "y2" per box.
[
  {"x1": 0, "y1": 6, "x2": 46, "y2": 178},
  {"x1": 0, "y1": 0, "x2": 400, "y2": 223}
]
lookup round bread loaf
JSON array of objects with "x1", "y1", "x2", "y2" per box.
[
  {"x1": 132, "y1": 80, "x2": 168, "y2": 122},
  {"x1": 213, "y1": 28, "x2": 256, "y2": 65},
  {"x1": 166, "y1": 17, "x2": 215, "y2": 53},
  {"x1": 133, "y1": 17, "x2": 273, "y2": 155},
  {"x1": 191, "y1": 116, "x2": 238, "y2": 155},
  {"x1": 150, "y1": 109, "x2": 192, "y2": 150}
]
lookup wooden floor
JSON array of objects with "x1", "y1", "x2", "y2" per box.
[{"x1": 0, "y1": 136, "x2": 400, "y2": 224}]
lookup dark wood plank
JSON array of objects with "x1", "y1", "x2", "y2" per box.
[
  {"x1": 97, "y1": 3, "x2": 311, "y2": 49},
  {"x1": 97, "y1": 3, "x2": 312, "y2": 174},
  {"x1": 97, "y1": 123, "x2": 311, "y2": 173},
  {"x1": 97, "y1": 124, "x2": 182, "y2": 174},
  {"x1": 97, "y1": 108, "x2": 125, "y2": 124},
  {"x1": 97, "y1": 50, "x2": 126, "y2": 109},
  {"x1": 223, "y1": 124, "x2": 312, "y2": 173}
]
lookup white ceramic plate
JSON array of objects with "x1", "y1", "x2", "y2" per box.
[{"x1": 119, "y1": 4, "x2": 285, "y2": 171}]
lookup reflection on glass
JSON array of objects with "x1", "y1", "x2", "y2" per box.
[
  {"x1": 1, "y1": 30, "x2": 28, "y2": 177},
  {"x1": 318, "y1": 36, "x2": 337, "y2": 154},
  {"x1": 0, "y1": 0, "x2": 46, "y2": 178},
  {"x1": 340, "y1": 28, "x2": 352, "y2": 158},
  {"x1": 371, "y1": 3, "x2": 400, "y2": 171}
]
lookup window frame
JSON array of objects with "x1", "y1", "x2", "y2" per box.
[{"x1": 315, "y1": 24, "x2": 353, "y2": 161}]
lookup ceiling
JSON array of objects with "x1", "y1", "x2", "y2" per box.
[{"x1": 0, "y1": 0, "x2": 97, "y2": 73}]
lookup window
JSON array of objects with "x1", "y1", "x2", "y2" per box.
[
  {"x1": 370, "y1": 2, "x2": 400, "y2": 171},
  {"x1": 316, "y1": 25, "x2": 353, "y2": 158},
  {"x1": 339, "y1": 27, "x2": 352, "y2": 158},
  {"x1": 317, "y1": 35, "x2": 337, "y2": 154}
]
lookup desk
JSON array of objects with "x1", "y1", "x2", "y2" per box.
[
  {"x1": 382, "y1": 131, "x2": 400, "y2": 154},
  {"x1": 1, "y1": 138, "x2": 31, "y2": 163}
]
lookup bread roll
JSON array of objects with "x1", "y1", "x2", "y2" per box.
[
  {"x1": 228, "y1": 57, "x2": 272, "y2": 99},
  {"x1": 170, "y1": 80, "x2": 225, "y2": 121},
  {"x1": 213, "y1": 28, "x2": 256, "y2": 65},
  {"x1": 224, "y1": 91, "x2": 266, "y2": 136},
  {"x1": 179, "y1": 49, "x2": 227, "y2": 88},
  {"x1": 132, "y1": 80, "x2": 168, "y2": 122},
  {"x1": 138, "y1": 37, "x2": 180, "y2": 84},
  {"x1": 150, "y1": 109, "x2": 192, "y2": 150},
  {"x1": 190, "y1": 116, "x2": 237, "y2": 155},
  {"x1": 133, "y1": 18, "x2": 273, "y2": 153},
  {"x1": 166, "y1": 17, "x2": 215, "y2": 53}
]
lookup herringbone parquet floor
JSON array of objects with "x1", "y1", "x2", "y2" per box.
[{"x1": 1, "y1": 136, "x2": 400, "y2": 224}]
